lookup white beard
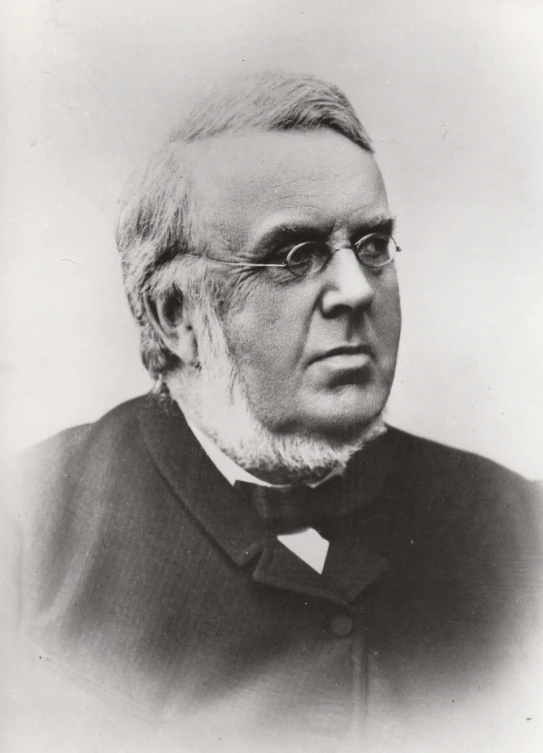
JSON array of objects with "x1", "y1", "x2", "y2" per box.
[{"x1": 168, "y1": 296, "x2": 387, "y2": 482}]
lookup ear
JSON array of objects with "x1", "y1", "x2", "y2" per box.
[{"x1": 143, "y1": 291, "x2": 199, "y2": 368}]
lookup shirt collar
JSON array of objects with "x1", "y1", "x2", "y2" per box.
[
  {"x1": 185, "y1": 417, "x2": 342, "y2": 490},
  {"x1": 185, "y1": 418, "x2": 275, "y2": 487}
]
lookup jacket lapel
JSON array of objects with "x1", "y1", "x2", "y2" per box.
[
  {"x1": 138, "y1": 396, "x2": 269, "y2": 566},
  {"x1": 253, "y1": 539, "x2": 348, "y2": 605},
  {"x1": 323, "y1": 537, "x2": 389, "y2": 603},
  {"x1": 138, "y1": 395, "x2": 398, "y2": 604}
]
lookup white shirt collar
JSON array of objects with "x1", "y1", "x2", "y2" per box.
[
  {"x1": 186, "y1": 417, "x2": 342, "y2": 489},
  {"x1": 186, "y1": 418, "x2": 275, "y2": 487}
]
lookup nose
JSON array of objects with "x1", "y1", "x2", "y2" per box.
[{"x1": 320, "y1": 247, "x2": 375, "y2": 316}]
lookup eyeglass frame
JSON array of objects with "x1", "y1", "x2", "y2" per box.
[{"x1": 181, "y1": 232, "x2": 402, "y2": 278}]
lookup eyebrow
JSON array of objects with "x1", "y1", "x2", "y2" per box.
[
  {"x1": 354, "y1": 216, "x2": 396, "y2": 238},
  {"x1": 251, "y1": 215, "x2": 396, "y2": 258}
]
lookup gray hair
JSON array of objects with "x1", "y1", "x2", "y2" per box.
[{"x1": 115, "y1": 70, "x2": 374, "y2": 389}]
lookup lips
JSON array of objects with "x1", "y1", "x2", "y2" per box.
[{"x1": 311, "y1": 344, "x2": 371, "y2": 363}]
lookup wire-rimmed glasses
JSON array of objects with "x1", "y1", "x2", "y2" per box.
[{"x1": 183, "y1": 233, "x2": 401, "y2": 278}]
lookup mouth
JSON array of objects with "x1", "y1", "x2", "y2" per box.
[{"x1": 311, "y1": 344, "x2": 372, "y2": 364}]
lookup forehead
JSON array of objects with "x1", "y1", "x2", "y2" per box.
[{"x1": 186, "y1": 129, "x2": 389, "y2": 254}]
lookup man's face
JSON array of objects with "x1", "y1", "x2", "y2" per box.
[{"x1": 187, "y1": 129, "x2": 401, "y2": 442}]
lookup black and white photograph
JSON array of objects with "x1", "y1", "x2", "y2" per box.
[{"x1": 2, "y1": 2, "x2": 543, "y2": 751}]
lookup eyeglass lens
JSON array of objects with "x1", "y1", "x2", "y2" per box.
[{"x1": 286, "y1": 233, "x2": 396, "y2": 277}]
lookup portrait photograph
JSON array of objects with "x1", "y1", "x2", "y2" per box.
[{"x1": 1, "y1": 1, "x2": 542, "y2": 752}]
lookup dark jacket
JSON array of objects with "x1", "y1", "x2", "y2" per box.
[{"x1": 4, "y1": 395, "x2": 543, "y2": 752}]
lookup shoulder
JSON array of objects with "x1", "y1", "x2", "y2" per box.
[
  {"x1": 3, "y1": 395, "x2": 162, "y2": 582},
  {"x1": 6, "y1": 395, "x2": 153, "y2": 502},
  {"x1": 19, "y1": 395, "x2": 150, "y2": 469},
  {"x1": 385, "y1": 424, "x2": 541, "y2": 501},
  {"x1": 4, "y1": 395, "x2": 193, "y2": 631},
  {"x1": 383, "y1": 425, "x2": 543, "y2": 569}
]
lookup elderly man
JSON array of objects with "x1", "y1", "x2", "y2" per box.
[{"x1": 6, "y1": 71, "x2": 542, "y2": 752}]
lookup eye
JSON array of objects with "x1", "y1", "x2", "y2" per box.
[
  {"x1": 286, "y1": 242, "x2": 329, "y2": 277},
  {"x1": 354, "y1": 233, "x2": 393, "y2": 267}
]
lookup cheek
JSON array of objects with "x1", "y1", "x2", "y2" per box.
[
  {"x1": 374, "y1": 278, "x2": 401, "y2": 352},
  {"x1": 226, "y1": 281, "x2": 310, "y2": 386}
]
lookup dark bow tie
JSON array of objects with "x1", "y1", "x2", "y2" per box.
[{"x1": 235, "y1": 476, "x2": 363, "y2": 535}]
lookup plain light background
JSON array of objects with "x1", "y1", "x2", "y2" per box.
[{"x1": 1, "y1": 0, "x2": 542, "y2": 478}]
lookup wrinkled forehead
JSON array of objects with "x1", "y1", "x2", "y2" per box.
[{"x1": 184, "y1": 129, "x2": 389, "y2": 254}]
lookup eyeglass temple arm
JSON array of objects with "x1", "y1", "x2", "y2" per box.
[
  {"x1": 184, "y1": 241, "x2": 401, "y2": 268},
  {"x1": 183, "y1": 254, "x2": 287, "y2": 268}
]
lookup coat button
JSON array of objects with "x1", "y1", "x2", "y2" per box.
[{"x1": 331, "y1": 613, "x2": 354, "y2": 637}]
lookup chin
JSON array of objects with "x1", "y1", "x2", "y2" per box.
[
  {"x1": 301, "y1": 388, "x2": 389, "y2": 441},
  {"x1": 304, "y1": 410, "x2": 385, "y2": 443},
  {"x1": 316, "y1": 417, "x2": 379, "y2": 443}
]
